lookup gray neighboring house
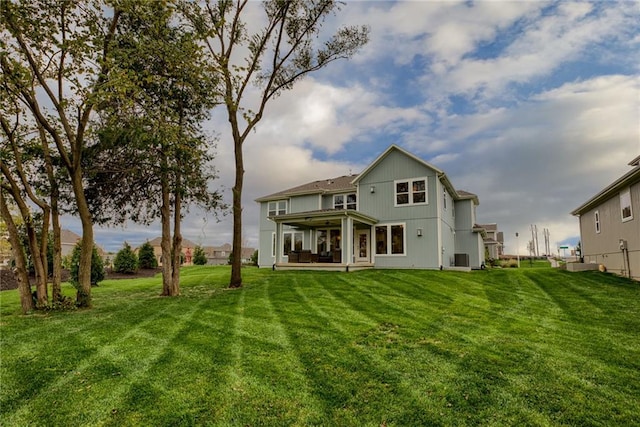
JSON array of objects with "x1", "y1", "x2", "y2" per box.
[
  {"x1": 202, "y1": 244, "x2": 255, "y2": 265},
  {"x1": 571, "y1": 155, "x2": 640, "y2": 280},
  {"x1": 479, "y1": 223, "x2": 504, "y2": 259},
  {"x1": 255, "y1": 144, "x2": 486, "y2": 271}
]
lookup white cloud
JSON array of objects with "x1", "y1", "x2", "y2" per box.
[{"x1": 432, "y1": 2, "x2": 638, "y2": 101}]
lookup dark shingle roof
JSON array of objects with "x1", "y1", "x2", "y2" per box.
[{"x1": 256, "y1": 175, "x2": 358, "y2": 202}]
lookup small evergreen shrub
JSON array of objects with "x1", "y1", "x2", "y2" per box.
[
  {"x1": 193, "y1": 246, "x2": 208, "y2": 265},
  {"x1": 113, "y1": 242, "x2": 138, "y2": 274},
  {"x1": 69, "y1": 242, "x2": 106, "y2": 287},
  {"x1": 138, "y1": 241, "x2": 158, "y2": 269}
]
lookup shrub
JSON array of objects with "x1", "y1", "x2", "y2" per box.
[
  {"x1": 251, "y1": 250, "x2": 258, "y2": 266},
  {"x1": 193, "y1": 246, "x2": 208, "y2": 265},
  {"x1": 138, "y1": 241, "x2": 158, "y2": 269},
  {"x1": 69, "y1": 242, "x2": 106, "y2": 287},
  {"x1": 113, "y1": 242, "x2": 138, "y2": 274}
]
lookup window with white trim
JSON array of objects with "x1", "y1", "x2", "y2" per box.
[
  {"x1": 268, "y1": 200, "x2": 287, "y2": 216},
  {"x1": 334, "y1": 193, "x2": 357, "y2": 210},
  {"x1": 594, "y1": 211, "x2": 600, "y2": 233},
  {"x1": 620, "y1": 188, "x2": 633, "y2": 222},
  {"x1": 375, "y1": 223, "x2": 405, "y2": 255},
  {"x1": 283, "y1": 231, "x2": 303, "y2": 255},
  {"x1": 395, "y1": 178, "x2": 427, "y2": 206},
  {"x1": 443, "y1": 188, "x2": 447, "y2": 210},
  {"x1": 271, "y1": 232, "x2": 276, "y2": 257}
]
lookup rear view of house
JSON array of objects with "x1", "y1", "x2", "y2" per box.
[
  {"x1": 256, "y1": 145, "x2": 487, "y2": 271},
  {"x1": 571, "y1": 155, "x2": 640, "y2": 280}
]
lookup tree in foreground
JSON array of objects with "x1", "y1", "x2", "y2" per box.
[
  {"x1": 192, "y1": 246, "x2": 208, "y2": 265},
  {"x1": 182, "y1": 0, "x2": 369, "y2": 287},
  {"x1": 113, "y1": 242, "x2": 138, "y2": 274},
  {"x1": 138, "y1": 241, "x2": 158, "y2": 269},
  {"x1": 87, "y1": 1, "x2": 224, "y2": 296},
  {"x1": 1, "y1": 0, "x2": 123, "y2": 307}
]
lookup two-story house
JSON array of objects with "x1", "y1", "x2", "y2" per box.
[
  {"x1": 478, "y1": 223, "x2": 504, "y2": 260},
  {"x1": 256, "y1": 145, "x2": 486, "y2": 271},
  {"x1": 571, "y1": 155, "x2": 639, "y2": 280}
]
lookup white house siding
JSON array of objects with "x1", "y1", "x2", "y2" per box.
[{"x1": 579, "y1": 181, "x2": 640, "y2": 280}]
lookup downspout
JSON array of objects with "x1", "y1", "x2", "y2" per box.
[{"x1": 436, "y1": 174, "x2": 443, "y2": 268}]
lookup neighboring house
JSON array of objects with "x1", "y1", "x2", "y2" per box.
[
  {"x1": 479, "y1": 223, "x2": 504, "y2": 259},
  {"x1": 571, "y1": 155, "x2": 640, "y2": 280},
  {"x1": 138, "y1": 239, "x2": 255, "y2": 266},
  {"x1": 60, "y1": 229, "x2": 82, "y2": 257},
  {"x1": 143, "y1": 237, "x2": 198, "y2": 266},
  {"x1": 255, "y1": 144, "x2": 486, "y2": 271},
  {"x1": 202, "y1": 244, "x2": 255, "y2": 265},
  {"x1": 61, "y1": 229, "x2": 106, "y2": 258}
]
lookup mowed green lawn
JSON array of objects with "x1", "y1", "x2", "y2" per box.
[{"x1": 1, "y1": 265, "x2": 639, "y2": 426}]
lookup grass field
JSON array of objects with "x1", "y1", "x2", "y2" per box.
[{"x1": 1, "y1": 265, "x2": 639, "y2": 426}]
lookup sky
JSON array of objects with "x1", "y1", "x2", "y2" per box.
[{"x1": 77, "y1": 0, "x2": 640, "y2": 255}]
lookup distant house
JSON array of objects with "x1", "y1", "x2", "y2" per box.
[
  {"x1": 60, "y1": 229, "x2": 82, "y2": 257},
  {"x1": 143, "y1": 237, "x2": 198, "y2": 266},
  {"x1": 478, "y1": 223, "x2": 504, "y2": 259},
  {"x1": 571, "y1": 155, "x2": 639, "y2": 280},
  {"x1": 255, "y1": 144, "x2": 488, "y2": 271},
  {"x1": 61, "y1": 229, "x2": 105, "y2": 258},
  {"x1": 139, "y1": 239, "x2": 255, "y2": 266},
  {"x1": 202, "y1": 244, "x2": 255, "y2": 265}
]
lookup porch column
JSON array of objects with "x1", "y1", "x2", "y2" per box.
[
  {"x1": 274, "y1": 221, "x2": 283, "y2": 264},
  {"x1": 342, "y1": 216, "x2": 353, "y2": 265}
]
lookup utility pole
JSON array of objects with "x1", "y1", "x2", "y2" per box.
[
  {"x1": 515, "y1": 232, "x2": 520, "y2": 268},
  {"x1": 543, "y1": 228, "x2": 550, "y2": 256}
]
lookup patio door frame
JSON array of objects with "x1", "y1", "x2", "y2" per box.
[{"x1": 355, "y1": 228, "x2": 370, "y2": 263}]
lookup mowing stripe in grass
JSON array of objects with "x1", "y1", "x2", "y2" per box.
[
  {"x1": 268, "y1": 274, "x2": 435, "y2": 425},
  {"x1": 3, "y1": 294, "x2": 210, "y2": 426}
]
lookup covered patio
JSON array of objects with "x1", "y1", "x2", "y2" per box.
[{"x1": 269, "y1": 209, "x2": 378, "y2": 271}]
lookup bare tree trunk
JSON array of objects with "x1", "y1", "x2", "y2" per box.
[
  {"x1": 50, "y1": 207, "x2": 63, "y2": 302},
  {"x1": 26, "y1": 223, "x2": 47, "y2": 307},
  {"x1": 159, "y1": 153, "x2": 173, "y2": 296},
  {"x1": 42, "y1": 127, "x2": 63, "y2": 302},
  {"x1": 171, "y1": 186, "x2": 182, "y2": 296},
  {"x1": 229, "y1": 118, "x2": 244, "y2": 288},
  {"x1": 0, "y1": 190, "x2": 33, "y2": 313},
  {"x1": 72, "y1": 171, "x2": 93, "y2": 307}
]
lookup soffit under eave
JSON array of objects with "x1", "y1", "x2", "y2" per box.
[
  {"x1": 269, "y1": 210, "x2": 378, "y2": 227},
  {"x1": 571, "y1": 168, "x2": 640, "y2": 216}
]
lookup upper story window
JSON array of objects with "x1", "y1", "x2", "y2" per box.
[
  {"x1": 620, "y1": 188, "x2": 633, "y2": 222},
  {"x1": 595, "y1": 211, "x2": 601, "y2": 233},
  {"x1": 395, "y1": 178, "x2": 427, "y2": 206},
  {"x1": 334, "y1": 193, "x2": 356, "y2": 210},
  {"x1": 443, "y1": 188, "x2": 447, "y2": 210},
  {"x1": 268, "y1": 200, "x2": 287, "y2": 216}
]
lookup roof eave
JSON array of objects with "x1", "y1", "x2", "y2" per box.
[{"x1": 571, "y1": 167, "x2": 640, "y2": 216}]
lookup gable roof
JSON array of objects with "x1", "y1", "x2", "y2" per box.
[
  {"x1": 571, "y1": 158, "x2": 640, "y2": 216},
  {"x1": 255, "y1": 174, "x2": 357, "y2": 202},
  {"x1": 60, "y1": 229, "x2": 81, "y2": 245},
  {"x1": 352, "y1": 144, "x2": 474, "y2": 202},
  {"x1": 145, "y1": 237, "x2": 199, "y2": 248},
  {"x1": 352, "y1": 144, "x2": 444, "y2": 183},
  {"x1": 255, "y1": 144, "x2": 479, "y2": 205}
]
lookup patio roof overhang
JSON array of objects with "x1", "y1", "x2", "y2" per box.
[{"x1": 268, "y1": 209, "x2": 378, "y2": 228}]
